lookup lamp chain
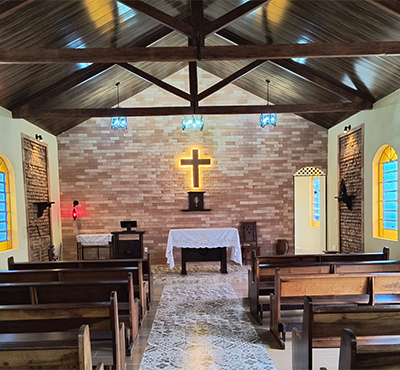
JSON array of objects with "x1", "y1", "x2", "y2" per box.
[{"x1": 116, "y1": 82, "x2": 121, "y2": 108}]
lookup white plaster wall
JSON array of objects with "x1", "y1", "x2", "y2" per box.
[
  {"x1": 0, "y1": 107, "x2": 62, "y2": 270},
  {"x1": 327, "y1": 89, "x2": 400, "y2": 259},
  {"x1": 295, "y1": 176, "x2": 326, "y2": 254}
]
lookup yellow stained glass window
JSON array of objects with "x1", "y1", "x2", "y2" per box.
[
  {"x1": 378, "y1": 146, "x2": 398, "y2": 241},
  {"x1": 0, "y1": 157, "x2": 11, "y2": 251}
]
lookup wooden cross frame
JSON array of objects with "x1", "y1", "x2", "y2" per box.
[{"x1": 180, "y1": 149, "x2": 211, "y2": 188}]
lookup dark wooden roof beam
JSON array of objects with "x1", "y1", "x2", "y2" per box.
[
  {"x1": 204, "y1": 0, "x2": 271, "y2": 37},
  {"x1": 2, "y1": 42, "x2": 400, "y2": 63},
  {"x1": 272, "y1": 59, "x2": 375, "y2": 103},
  {"x1": 215, "y1": 28, "x2": 375, "y2": 103},
  {"x1": 0, "y1": 0, "x2": 33, "y2": 20},
  {"x1": 13, "y1": 101, "x2": 372, "y2": 119},
  {"x1": 198, "y1": 60, "x2": 266, "y2": 101},
  {"x1": 118, "y1": 63, "x2": 191, "y2": 101},
  {"x1": 119, "y1": 0, "x2": 193, "y2": 37},
  {"x1": 11, "y1": 63, "x2": 114, "y2": 111},
  {"x1": 365, "y1": 0, "x2": 400, "y2": 18}
]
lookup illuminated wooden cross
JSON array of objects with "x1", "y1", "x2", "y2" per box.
[{"x1": 180, "y1": 149, "x2": 211, "y2": 188}]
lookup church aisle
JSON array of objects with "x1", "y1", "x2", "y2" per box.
[{"x1": 139, "y1": 283, "x2": 277, "y2": 370}]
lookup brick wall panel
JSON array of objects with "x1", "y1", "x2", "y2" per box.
[{"x1": 58, "y1": 68, "x2": 328, "y2": 263}]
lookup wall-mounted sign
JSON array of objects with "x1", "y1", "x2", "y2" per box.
[{"x1": 180, "y1": 148, "x2": 211, "y2": 188}]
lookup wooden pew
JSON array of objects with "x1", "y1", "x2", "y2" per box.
[
  {"x1": 0, "y1": 265, "x2": 147, "y2": 324},
  {"x1": 292, "y1": 296, "x2": 400, "y2": 370},
  {"x1": 338, "y1": 328, "x2": 400, "y2": 370},
  {"x1": 253, "y1": 247, "x2": 389, "y2": 265},
  {"x1": 249, "y1": 262, "x2": 334, "y2": 324},
  {"x1": 8, "y1": 254, "x2": 154, "y2": 308},
  {"x1": 271, "y1": 271, "x2": 373, "y2": 349},
  {"x1": 0, "y1": 324, "x2": 105, "y2": 370},
  {"x1": 249, "y1": 253, "x2": 397, "y2": 325},
  {"x1": 0, "y1": 291, "x2": 125, "y2": 369},
  {"x1": 0, "y1": 276, "x2": 138, "y2": 357}
]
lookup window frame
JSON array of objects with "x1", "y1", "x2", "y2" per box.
[
  {"x1": 378, "y1": 146, "x2": 398, "y2": 241},
  {"x1": 0, "y1": 157, "x2": 12, "y2": 251}
]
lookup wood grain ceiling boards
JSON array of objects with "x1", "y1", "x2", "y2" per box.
[{"x1": 0, "y1": 0, "x2": 399, "y2": 134}]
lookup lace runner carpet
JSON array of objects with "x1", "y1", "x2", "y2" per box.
[
  {"x1": 139, "y1": 283, "x2": 277, "y2": 370},
  {"x1": 152, "y1": 262, "x2": 250, "y2": 285}
]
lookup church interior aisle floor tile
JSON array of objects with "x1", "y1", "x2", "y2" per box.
[{"x1": 139, "y1": 283, "x2": 277, "y2": 370}]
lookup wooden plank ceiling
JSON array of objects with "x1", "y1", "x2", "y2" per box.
[{"x1": 0, "y1": 0, "x2": 400, "y2": 135}]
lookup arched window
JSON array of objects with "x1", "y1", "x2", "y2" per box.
[
  {"x1": 311, "y1": 176, "x2": 320, "y2": 228},
  {"x1": 0, "y1": 156, "x2": 12, "y2": 251},
  {"x1": 378, "y1": 146, "x2": 398, "y2": 241}
]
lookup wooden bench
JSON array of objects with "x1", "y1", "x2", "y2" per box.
[
  {"x1": 338, "y1": 328, "x2": 400, "y2": 370},
  {"x1": 271, "y1": 271, "x2": 375, "y2": 349},
  {"x1": 252, "y1": 247, "x2": 389, "y2": 265},
  {"x1": 0, "y1": 264, "x2": 147, "y2": 324},
  {"x1": 0, "y1": 291, "x2": 125, "y2": 369},
  {"x1": 0, "y1": 324, "x2": 105, "y2": 370},
  {"x1": 249, "y1": 251, "x2": 396, "y2": 325},
  {"x1": 0, "y1": 276, "x2": 138, "y2": 358},
  {"x1": 292, "y1": 296, "x2": 400, "y2": 370},
  {"x1": 8, "y1": 254, "x2": 153, "y2": 308}
]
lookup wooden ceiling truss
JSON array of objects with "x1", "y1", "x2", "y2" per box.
[{"x1": 5, "y1": 0, "x2": 400, "y2": 131}]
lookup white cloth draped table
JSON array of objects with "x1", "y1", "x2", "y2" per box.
[
  {"x1": 76, "y1": 234, "x2": 113, "y2": 246},
  {"x1": 166, "y1": 228, "x2": 242, "y2": 268}
]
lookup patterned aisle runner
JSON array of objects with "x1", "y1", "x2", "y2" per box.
[{"x1": 140, "y1": 283, "x2": 277, "y2": 370}]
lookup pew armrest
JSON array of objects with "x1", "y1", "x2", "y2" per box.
[{"x1": 94, "y1": 363, "x2": 105, "y2": 370}]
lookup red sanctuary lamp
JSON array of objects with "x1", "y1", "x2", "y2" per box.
[{"x1": 72, "y1": 200, "x2": 79, "y2": 220}]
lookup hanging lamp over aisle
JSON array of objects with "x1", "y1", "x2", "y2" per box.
[
  {"x1": 111, "y1": 82, "x2": 128, "y2": 131},
  {"x1": 260, "y1": 79, "x2": 277, "y2": 128}
]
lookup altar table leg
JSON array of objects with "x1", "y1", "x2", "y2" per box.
[
  {"x1": 181, "y1": 249, "x2": 188, "y2": 275},
  {"x1": 221, "y1": 247, "x2": 228, "y2": 273}
]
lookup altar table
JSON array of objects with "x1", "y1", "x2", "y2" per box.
[{"x1": 166, "y1": 228, "x2": 242, "y2": 274}]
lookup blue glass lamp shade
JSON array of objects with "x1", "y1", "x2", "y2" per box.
[
  {"x1": 111, "y1": 116, "x2": 128, "y2": 130},
  {"x1": 182, "y1": 115, "x2": 204, "y2": 131},
  {"x1": 260, "y1": 113, "x2": 277, "y2": 127}
]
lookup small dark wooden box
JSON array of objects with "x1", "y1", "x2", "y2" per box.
[{"x1": 188, "y1": 191, "x2": 205, "y2": 210}]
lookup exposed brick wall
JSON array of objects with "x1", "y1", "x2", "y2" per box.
[
  {"x1": 58, "y1": 68, "x2": 328, "y2": 264},
  {"x1": 23, "y1": 137, "x2": 52, "y2": 261},
  {"x1": 338, "y1": 128, "x2": 364, "y2": 253}
]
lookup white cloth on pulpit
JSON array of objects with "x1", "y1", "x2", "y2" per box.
[
  {"x1": 166, "y1": 228, "x2": 242, "y2": 268},
  {"x1": 76, "y1": 234, "x2": 112, "y2": 246}
]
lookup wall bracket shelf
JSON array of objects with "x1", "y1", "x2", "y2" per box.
[
  {"x1": 34, "y1": 201, "x2": 55, "y2": 218},
  {"x1": 334, "y1": 196, "x2": 355, "y2": 210}
]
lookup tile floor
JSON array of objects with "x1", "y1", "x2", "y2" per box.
[{"x1": 92, "y1": 279, "x2": 340, "y2": 370}]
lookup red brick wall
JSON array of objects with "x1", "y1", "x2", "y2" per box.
[
  {"x1": 339, "y1": 127, "x2": 364, "y2": 253},
  {"x1": 58, "y1": 68, "x2": 328, "y2": 264},
  {"x1": 23, "y1": 136, "x2": 52, "y2": 262}
]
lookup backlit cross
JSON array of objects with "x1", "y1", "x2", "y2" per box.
[{"x1": 180, "y1": 149, "x2": 211, "y2": 188}]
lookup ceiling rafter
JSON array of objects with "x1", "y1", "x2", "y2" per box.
[
  {"x1": 0, "y1": 0, "x2": 32, "y2": 20},
  {"x1": 12, "y1": 101, "x2": 373, "y2": 119},
  {"x1": 365, "y1": 0, "x2": 400, "y2": 18},
  {"x1": 198, "y1": 60, "x2": 266, "y2": 101},
  {"x1": 215, "y1": 28, "x2": 375, "y2": 103},
  {"x1": 2, "y1": 42, "x2": 400, "y2": 64},
  {"x1": 118, "y1": 63, "x2": 191, "y2": 101},
  {"x1": 118, "y1": 0, "x2": 193, "y2": 37},
  {"x1": 204, "y1": 0, "x2": 270, "y2": 37},
  {"x1": 11, "y1": 25, "x2": 176, "y2": 111}
]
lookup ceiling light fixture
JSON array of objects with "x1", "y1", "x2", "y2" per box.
[
  {"x1": 111, "y1": 82, "x2": 128, "y2": 131},
  {"x1": 182, "y1": 115, "x2": 204, "y2": 132},
  {"x1": 260, "y1": 79, "x2": 277, "y2": 128}
]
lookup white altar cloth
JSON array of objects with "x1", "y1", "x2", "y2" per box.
[
  {"x1": 76, "y1": 234, "x2": 112, "y2": 246},
  {"x1": 166, "y1": 228, "x2": 242, "y2": 268}
]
